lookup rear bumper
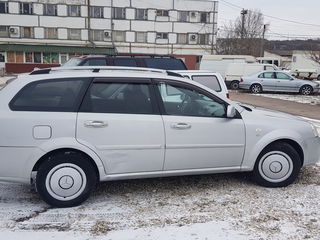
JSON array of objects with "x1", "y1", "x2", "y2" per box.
[
  {"x1": 302, "y1": 136, "x2": 320, "y2": 166},
  {"x1": 239, "y1": 83, "x2": 251, "y2": 90}
]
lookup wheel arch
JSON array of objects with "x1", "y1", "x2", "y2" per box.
[
  {"x1": 32, "y1": 148, "x2": 100, "y2": 181},
  {"x1": 259, "y1": 139, "x2": 304, "y2": 167}
]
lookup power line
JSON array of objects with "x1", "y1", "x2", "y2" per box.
[{"x1": 219, "y1": 0, "x2": 320, "y2": 28}]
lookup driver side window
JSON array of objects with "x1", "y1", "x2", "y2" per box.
[{"x1": 157, "y1": 83, "x2": 226, "y2": 118}]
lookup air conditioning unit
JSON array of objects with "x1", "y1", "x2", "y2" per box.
[
  {"x1": 189, "y1": 34, "x2": 198, "y2": 43},
  {"x1": 190, "y1": 12, "x2": 197, "y2": 18},
  {"x1": 104, "y1": 30, "x2": 112, "y2": 38},
  {"x1": 9, "y1": 27, "x2": 20, "y2": 37}
]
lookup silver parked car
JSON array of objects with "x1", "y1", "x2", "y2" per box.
[
  {"x1": 0, "y1": 66, "x2": 319, "y2": 207},
  {"x1": 240, "y1": 71, "x2": 320, "y2": 95}
]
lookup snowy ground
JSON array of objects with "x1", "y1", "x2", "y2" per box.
[
  {"x1": 253, "y1": 93, "x2": 320, "y2": 106},
  {"x1": 0, "y1": 120, "x2": 319, "y2": 240}
]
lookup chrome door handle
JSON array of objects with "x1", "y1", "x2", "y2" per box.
[
  {"x1": 84, "y1": 120, "x2": 108, "y2": 128},
  {"x1": 171, "y1": 123, "x2": 191, "y2": 130}
]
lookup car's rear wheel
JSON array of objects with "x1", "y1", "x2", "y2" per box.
[
  {"x1": 252, "y1": 142, "x2": 301, "y2": 187},
  {"x1": 36, "y1": 151, "x2": 97, "y2": 208},
  {"x1": 250, "y1": 84, "x2": 262, "y2": 94},
  {"x1": 230, "y1": 81, "x2": 240, "y2": 90},
  {"x1": 300, "y1": 85, "x2": 313, "y2": 95}
]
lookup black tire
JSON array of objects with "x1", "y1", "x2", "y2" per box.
[
  {"x1": 300, "y1": 85, "x2": 313, "y2": 95},
  {"x1": 36, "y1": 151, "x2": 97, "y2": 208},
  {"x1": 250, "y1": 84, "x2": 262, "y2": 94},
  {"x1": 230, "y1": 81, "x2": 240, "y2": 90},
  {"x1": 252, "y1": 142, "x2": 301, "y2": 188},
  {"x1": 317, "y1": 75, "x2": 320, "y2": 80}
]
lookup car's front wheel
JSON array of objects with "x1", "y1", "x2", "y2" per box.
[
  {"x1": 252, "y1": 142, "x2": 301, "y2": 187},
  {"x1": 300, "y1": 85, "x2": 313, "y2": 95},
  {"x1": 36, "y1": 151, "x2": 97, "y2": 208}
]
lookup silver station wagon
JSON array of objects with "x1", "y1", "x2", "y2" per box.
[
  {"x1": 240, "y1": 71, "x2": 320, "y2": 95},
  {"x1": 0, "y1": 67, "x2": 319, "y2": 207}
]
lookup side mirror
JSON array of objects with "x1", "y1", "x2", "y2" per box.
[{"x1": 227, "y1": 105, "x2": 237, "y2": 118}]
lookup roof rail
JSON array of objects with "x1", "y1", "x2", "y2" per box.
[{"x1": 29, "y1": 66, "x2": 183, "y2": 77}]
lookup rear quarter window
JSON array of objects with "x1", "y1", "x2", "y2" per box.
[
  {"x1": 144, "y1": 58, "x2": 187, "y2": 70},
  {"x1": 9, "y1": 78, "x2": 90, "y2": 112},
  {"x1": 191, "y1": 75, "x2": 222, "y2": 92}
]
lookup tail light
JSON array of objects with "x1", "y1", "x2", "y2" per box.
[
  {"x1": 226, "y1": 93, "x2": 230, "y2": 99},
  {"x1": 240, "y1": 78, "x2": 244, "y2": 82}
]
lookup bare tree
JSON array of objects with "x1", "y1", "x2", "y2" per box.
[{"x1": 216, "y1": 10, "x2": 265, "y2": 56}]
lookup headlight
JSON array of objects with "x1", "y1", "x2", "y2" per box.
[{"x1": 310, "y1": 123, "x2": 320, "y2": 137}]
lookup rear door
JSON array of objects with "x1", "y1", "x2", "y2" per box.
[
  {"x1": 76, "y1": 78, "x2": 165, "y2": 174},
  {"x1": 258, "y1": 72, "x2": 277, "y2": 91}
]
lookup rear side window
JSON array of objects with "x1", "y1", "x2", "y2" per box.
[
  {"x1": 83, "y1": 58, "x2": 107, "y2": 66},
  {"x1": 80, "y1": 82, "x2": 155, "y2": 114},
  {"x1": 144, "y1": 58, "x2": 187, "y2": 70},
  {"x1": 10, "y1": 78, "x2": 90, "y2": 112},
  {"x1": 191, "y1": 75, "x2": 221, "y2": 92},
  {"x1": 113, "y1": 59, "x2": 137, "y2": 67}
]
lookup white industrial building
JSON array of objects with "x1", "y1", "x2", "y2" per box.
[{"x1": 0, "y1": 0, "x2": 218, "y2": 72}]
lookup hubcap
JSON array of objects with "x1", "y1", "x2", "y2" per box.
[
  {"x1": 302, "y1": 87, "x2": 311, "y2": 95},
  {"x1": 258, "y1": 151, "x2": 293, "y2": 183},
  {"x1": 45, "y1": 163, "x2": 87, "y2": 201},
  {"x1": 252, "y1": 85, "x2": 260, "y2": 93}
]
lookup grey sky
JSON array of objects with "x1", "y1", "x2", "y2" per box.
[{"x1": 217, "y1": 0, "x2": 320, "y2": 40}]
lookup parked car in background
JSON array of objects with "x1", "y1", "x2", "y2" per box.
[
  {"x1": 0, "y1": 66, "x2": 319, "y2": 207},
  {"x1": 174, "y1": 70, "x2": 229, "y2": 98},
  {"x1": 240, "y1": 71, "x2": 320, "y2": 95},
  {"x1": 63, "y1": 55, "x2": 188, "y2": 70},
  {"x1": 225, "y1": 63, "x2": 278, "y2": 90}
]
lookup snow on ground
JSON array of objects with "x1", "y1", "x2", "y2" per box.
[{"x1": 252, "y1": 93, "x2": 320, "y2": 105}]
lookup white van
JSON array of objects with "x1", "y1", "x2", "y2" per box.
[
  {"x1": 175, "y1": 70, "x2": 229, "y2": 98},
  {"x1": 225, "y1": 63, "x2": 278, "y2": 89},
  {"x1": 199, "y1": 55, "x2": 256, "y2": 78}
]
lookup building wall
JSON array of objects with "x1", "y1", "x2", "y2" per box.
[{"x1": 0, "y1": 0, "x2": 218, "y2": 71}]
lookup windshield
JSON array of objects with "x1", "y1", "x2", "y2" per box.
[{"x1": 62, "y1": 58, "x2": 83, "y2": 67}]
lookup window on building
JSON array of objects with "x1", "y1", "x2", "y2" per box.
[
  {"x1": 0, "y1": 2, "x2": 8, "y2": 14},
  {"x1": 112, "y1": 7, "x2": 125, "y2": 19},
  {"x1": 0, "y1": 52, "x2": 5, "y2": 62},
  {"x1": 0, "y1": 26, "x2": 9, "y2": 37},
  {"x1": 68, "y1": 29, "x2": 81, "y2": 40},
  {"x1": 179, "y1": 11, "x2": 188, "y2": 22},
  {"x1": 177, "y1": 33, "x2": 188, "y2": 44},
  {"x1": 156, "y1": 32, "x2": 168, "y2": 39},
  {"x1": 44, "y1": 28, "x2": 58, "y2": 39},
  {"x1": 112, "y1": 31, "x2": 126, "y2": 42},
  {"x1": 199, "y1": 34, "x2": 209, "y2": 45},
  {"x1": 136, "y1": 32, "x2": 147, "y2": 43},
  {"x1": 19, "y1": 3, "x2": 33, "y2": 15},
  {"x1": 136, "y1": 9, "x2": 147, "y2": 20},
  {"x1": 200, "y1": 12, "x2": 209, "y2": 23},
  {"x1": 43, "y1": 4, "x2": 58, "y2": 16},
  {"x1": 90, "y1": 6, "x2": 103, "y2": 18},
  {"x1": 21, "y1": 27, "x2": 34, "y2": 38},
  {"x1": 43, "y1": 52, "x2": 59, "y2": 64},
  {"x1": 25, "y1": 52, "x2": 33, "y2": 62},
  {"x1": 7, "y1": 51, "x2": 15, "y2": 62},
  {"x1": 34, "y1": 52, "x2": 42, "y2": 63},
  {"x1": 90, "y1": 30, "x2": 104, "y2": 41},
  {"x1": 60, "y1": 53, "x2": 69, "y2": 64},
  {"x1": 67, "y1": 5, "x2": 81, "y2": 17},
  {"x1": 156, "y1": 10, "x2": 169, "y2": 17},
  {"x1": 16, "y1": 52, "x2": 24, "y2": 62}
]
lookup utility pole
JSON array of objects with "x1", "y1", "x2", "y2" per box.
[
  {"x1": 260, "y1": 24, "x2": 268, "y2": 57},
  {"x1": 240, "y1": 9, "x2": 248, "y2": 39},
  {"x1": 211, "y1": 2, "x2": 217, "y2": 54}
]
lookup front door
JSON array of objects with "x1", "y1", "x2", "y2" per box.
[
  {"x1": 156, "y1": 81, "x2": 245, "y2": 170},
  {"x1": 76, "y1": 78, "x2": 165, "y2": 174},
  {"x1": 275, "y1": 72, "x2": 299, "y2": 92}
]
